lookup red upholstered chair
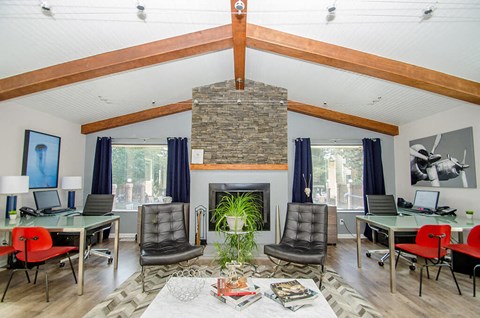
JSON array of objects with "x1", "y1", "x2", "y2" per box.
[
  {"x1": 396, "y1": 224, "x2": 461, "y2": 296},
  {"x1": 1, "y1": 227, "x2": 78, "y2": 302},
  {"x1": 0, "y1": 246, "x2": 15, "y2": 257},
  {"x1": 448, "y1": 225, "x2": 480, "y2": 296}
]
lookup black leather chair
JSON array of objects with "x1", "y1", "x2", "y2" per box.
[
  {"x1": 140, "y1": 203, "x2": 204, "y2": 292},
  {"x1": 365, "y1": 195, "x2": 417, "y2": 268},
  {"x1": 59, "y1": 194, "x2": 115, "y2": 265},
  {"x1": 264, "y1": 203, "x2": 328, "y2": 276}
]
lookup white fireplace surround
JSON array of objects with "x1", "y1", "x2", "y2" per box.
[{"x1": 190, "y1": 170, "x2": 288, "y2": 245}]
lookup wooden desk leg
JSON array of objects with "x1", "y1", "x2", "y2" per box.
[
  {"x1": 114, "y1": 219, "x2": 120, "y2": 270},
  {"x1": 356, "y1": 218, "x2": 362, "y2": 268},
  {"x1": 388, "y1": 228, "x2": 396, "y2": 293},
  {"x1": 78, "y1": 229, "x2": 86, "y2": 296}
]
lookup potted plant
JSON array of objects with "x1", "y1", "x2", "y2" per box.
[
  {"x1": 466, "y1": 210, "x2": 474, "y2": 221},
  {"x1": 8, "y1": 210, "x2": 17, "y2": 221},
  {"x1": 211, "y1": 192, "x2": 263, "y2": 267}
]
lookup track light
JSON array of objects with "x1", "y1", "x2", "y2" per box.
[
  {"x1": 137, "y1": 2, "x2": 146, "y2": 20},
  {"x1": 40, "y1": 1, "x2": 53, "y2": 16},
  {"x1": 234, "y1": 0, "x2": 245, "y2": 15},
  {"x1": 422, "y1": 5, "x2": 435, "y2": 20},
  {"x1": 326, "y1": 5, "x2": 336, "y2": 22}
]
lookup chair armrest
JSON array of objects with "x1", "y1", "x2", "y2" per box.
[{"x1": 65, "y1": 212, "x2": 82, "y2": 217}]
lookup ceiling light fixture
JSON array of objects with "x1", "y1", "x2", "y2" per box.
[
  {"x1": 40, "y1": 1, "x2": 53, "y2": 16},
  {"x1": 137, "y1": 2, "x2": 146, "y2": 20},
  {"x1": 422, "y1": 5, "x2": 435, "y2": 20},
  {"x1": 234, "y1": 0, "x2": 245, "y2": 15},
  {"x1": 326, "y1": 2, "x2": 336, "y2": 22}
]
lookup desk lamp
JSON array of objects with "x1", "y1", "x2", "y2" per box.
[
  {"x1": 0, "y1": 176, "x2": 30, "y2": 219},
  {"x1": 62, "y1": 176, "x2": 82, "y2": 209}
]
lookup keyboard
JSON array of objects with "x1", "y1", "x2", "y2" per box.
[
  {"x1": 403, "y1": 208, "x2": 435, "y2": 215},
  {"x1": 42, "y1": 208, "x2": 75, "y2": 214}
]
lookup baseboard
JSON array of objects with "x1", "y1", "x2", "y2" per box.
[
  {"x1": 338, "y1": 234, "x2": 366, "y2": 239},
  {"x1": 108, "y1": 233, "x2": 136, "y2": 240}
]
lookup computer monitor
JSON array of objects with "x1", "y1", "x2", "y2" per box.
[
  {"x1": 412, "y1": 190, "x2": 440, "y2": 212},
  {"x1": 33, "y1": 190, "x2": 61, "y2": 212}
]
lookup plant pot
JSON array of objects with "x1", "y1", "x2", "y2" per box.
[
  {"x1": 226, "y1": 216, "x2": 245, "y2": 232},
  {"x1": 9, "y1": 213, "x2": 17, "y2": 220}
]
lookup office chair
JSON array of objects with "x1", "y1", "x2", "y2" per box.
[
  {"x1": 264, "y1": 203, "x2": 328, "y2": 278},
  {"x1": 140, "y1": 203, "x2": 204, "y2": 292},
  {"x1": 0, "y1": 246, "x2": 15, "y2": 257},
  {"x1": 59, "y1": 194, "x2": 115, "y2": 266},
  {"x1": 396, "y1": 224, "x2": 462, "y2": 297},
  {"x1": 2, "y1": 227, "x2": 77, "y2": 302},
  {"x1": 448, "y1": 225, "x2": 480, "y2": 296},
  {"x1": 365, "y1": 195, "x2": 417, "y2": 268}
]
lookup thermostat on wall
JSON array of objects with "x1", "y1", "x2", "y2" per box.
[{"x1": 191, "y1": 149, "x2": 204, "y2": 164}]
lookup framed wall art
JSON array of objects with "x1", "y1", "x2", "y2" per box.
[
  {"x1": 409, "y1": 127, "x2": 476, "y2": 188},
  {"x1": 22, "y1": 130, "x2": 61, "y2": 189}
]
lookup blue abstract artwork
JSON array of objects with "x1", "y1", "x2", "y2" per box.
[{"x1": 22, "y1": 130, "x2": 61, "y2": 189}]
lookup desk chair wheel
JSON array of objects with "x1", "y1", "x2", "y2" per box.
[
  {"x1": 59, "y1": 262, "x2": 65, "y2": 268},
  {"x1": 106, "y1": 251, "x2": 111, "y2": 255},
  {"x1": 409, "y1": 265, "x2": 416, "y2": 271},
  {"x1": 366, "y1": 252, "x2": 372, "y2": 258},
  {"x1": 378, "y1": 261, "x2": 384, "y2": 267},
  {"x1": 107, "y1": 257, "x2": 113, "y2": 265}
]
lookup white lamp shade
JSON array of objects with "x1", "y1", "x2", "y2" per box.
[
  {"x1": 0, "y1": 176, "x2": 30, "y2": 194},
  {"x1": 62, "y1": 176, "x2": 83, "y2": 190}
]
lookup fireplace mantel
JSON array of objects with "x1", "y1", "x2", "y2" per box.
[{"x1": 190, "y1": 164, "x2": 288, "y2": 170}]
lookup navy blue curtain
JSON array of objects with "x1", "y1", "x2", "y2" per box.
[
  {"x1": 166, "y1": 137, "x2": 190, "y2": 203},
  {"x1": 292, "y1": 138, "x2": 313, "y2": 203},
  {"x1": 91, "y1": 137, "x2": 112, "y2": 194},
  {"x1": 363, "y1": 138, "x2": 386, "y2": 240}
]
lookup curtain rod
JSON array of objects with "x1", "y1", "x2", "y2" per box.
[{"x1": 292, "y1": 138, "x2": 365, "y2": 144}]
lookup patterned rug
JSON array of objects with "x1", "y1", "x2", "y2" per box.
[{"x1": 84, "y1": 264, "x2": 382, "y2": 318}]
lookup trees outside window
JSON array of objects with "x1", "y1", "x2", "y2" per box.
[
  {"x1": 311, "y1": 145, "x2": 364, "y2": 210},
  {"x1": 112, "y1": 144, "x2": 167, "y2": 210}
]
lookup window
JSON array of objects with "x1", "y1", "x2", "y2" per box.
[
  {"x1": 311, "y1": 144, "x2": 364, "y2": 211},
  {"x1": 112, "y1": 144, "x2": 168, "y2": 210}
]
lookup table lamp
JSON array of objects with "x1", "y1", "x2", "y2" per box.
[
  {"x1": 62, "y1": 176, "x2": 82, "y2": 209},
  {"x1": 0, "y1": 176, "x2": 30, "y2": 219}
]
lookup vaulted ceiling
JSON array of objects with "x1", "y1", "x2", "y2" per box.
[{"x1": 1, "y1": 0, "x2": 479, "y2": 136}]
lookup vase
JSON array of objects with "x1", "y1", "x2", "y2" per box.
[{"x1": 226, "y1": 216, "x2": 245, "y2": 232}]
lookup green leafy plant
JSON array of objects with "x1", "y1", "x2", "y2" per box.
[{"x1": 211, "y1": 192, "x2": 263, "y2": 267}]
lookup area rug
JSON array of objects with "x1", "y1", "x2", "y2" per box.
[{"x1": 84, "y1": 264, "x2": 382, "y2": 318}]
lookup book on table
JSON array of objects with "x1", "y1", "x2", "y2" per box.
[
  {"x1": 270, "y1": 279, "x2": 319, "y2": 307},
  {"x1": 263, "y1": 290, "x2": 304, "y2": 312},
  {"x1": 215, "y1": 277, "x2": 257, "y2": 296},
  {"x1": 210, "y1": 278, "x2": 262, "y2": 310}
]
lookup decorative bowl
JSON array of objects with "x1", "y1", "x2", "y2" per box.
[{"x1": 165, "y1": 269, "x2": 205, "y2": 302}]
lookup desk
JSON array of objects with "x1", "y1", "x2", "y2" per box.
[
  {"x1": 0, "y1": 214, "x2": 120, "y2": 295},
  {"x1": 356, "y1": 212, "x2": 480, "y2": 293}
]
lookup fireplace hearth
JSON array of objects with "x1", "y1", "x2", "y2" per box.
[{"x1": 209, "y1": 183, "x2": 270, "y2": 231}]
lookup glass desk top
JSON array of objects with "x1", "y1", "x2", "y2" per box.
[{"x1": 0, "y1": 215, "x2": 119, "y2": 230}]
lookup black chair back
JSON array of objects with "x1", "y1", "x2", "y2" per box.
[
  {"x1": 141, "y1": 203, "x2": 188, "y2": 247},
  {"x1": 83, "y1": 194, "x2": 114, "y2": 216},
  {"x1": 366, "y1": 195, "x2": 398, "y2": 216}
]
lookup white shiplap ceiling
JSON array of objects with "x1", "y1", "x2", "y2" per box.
[{"x1": 1, "y1": 0, "x2": 479, "y2": 128}]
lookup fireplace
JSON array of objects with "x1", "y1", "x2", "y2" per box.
[{"x1": 209, "y1": 183, "x2": 270, "y2": 231}]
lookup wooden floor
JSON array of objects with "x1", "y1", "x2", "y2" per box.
[{"x1": 0, "y1": 238, "x2": 479, "y2": 317}]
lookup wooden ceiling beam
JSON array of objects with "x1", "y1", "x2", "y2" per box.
[
  {"x1": 247, "y1": 24, "x2": 480, "y2": 105},
  {"x1": 0, "y1": 25, "x2": 233, "y2": 101},
  {"x1": 230, "y1": 0, "x2": 248, "y2": 90},
  {"x1": 81, "y1": 100, "x2": 192, "y2": 134},
  {"x1": 288, "y1": 100, "x2": 399, "y2": 136}
]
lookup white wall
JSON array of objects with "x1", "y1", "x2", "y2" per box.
[
  {"x1": 0, "y1": 101, "x2": 86, "y2": 212},
  {"x1": 0, "y1": 101, "x2": 85, "y2": 266},
  {"x1": 394, "y1": 105, "x2": 480, "y2": 218}
]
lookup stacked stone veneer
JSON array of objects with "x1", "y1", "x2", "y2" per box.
[{"x1": 191, "y1": 79, "x2": 288, "y2": 164}]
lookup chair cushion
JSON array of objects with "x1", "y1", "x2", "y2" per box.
[
  {"x1": 396, "y1": 243, "x2": 447, "y2": 259},
  {"x1": 140, "y1": 240, "x2": 204, "y2": 266},
  {"x1": 264, "y1": 242, "x2": 326, "y2": 265},
  {"x1": 16, "y1": 246, "x2": 78, "y2": 263},
  {"x1": 448, "y1": 244, "x2": 480, "y2": 258}
]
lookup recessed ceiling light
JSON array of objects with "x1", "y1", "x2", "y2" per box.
[
  {"x1": 40, "y1": 1, "x2": 53, "y2": 16},
  {"x1": 137, "y1": 2, "x2": 146, "y2": 20},
  {"x1": 326, "y1": 4, "x2": 336, "y2": 22},
  {"x1": 422, "y1": 5, "x2": 435, "y2": 20}
]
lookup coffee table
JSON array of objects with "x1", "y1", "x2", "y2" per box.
[{"x1": 141, "y1": 277, "x2": 336, "y2": 317}]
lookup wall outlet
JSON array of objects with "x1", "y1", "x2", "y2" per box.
[{"x1": 339, "y1": 219, "x2": 345, "y2": 225}]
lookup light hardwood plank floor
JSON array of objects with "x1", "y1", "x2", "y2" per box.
[{"x1": 0, "y1": 238, "x2": 479, "y2": 317}]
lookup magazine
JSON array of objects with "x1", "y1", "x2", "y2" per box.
[
  {"x1": 263, "y1": 290, "x2": 304, "y2": 311},
  {"x1": 211, "y1": 280, "x2": 260, "y2": 305},
  {"x1": 215, "y1": 277, "x2": 257, "y2": 297},
  {"x1": 210, "y1": 290, "x2": 262, "y2": 311},
  {"x1": 270, "y1": 280, "x2": 319, "y2": 306}
]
